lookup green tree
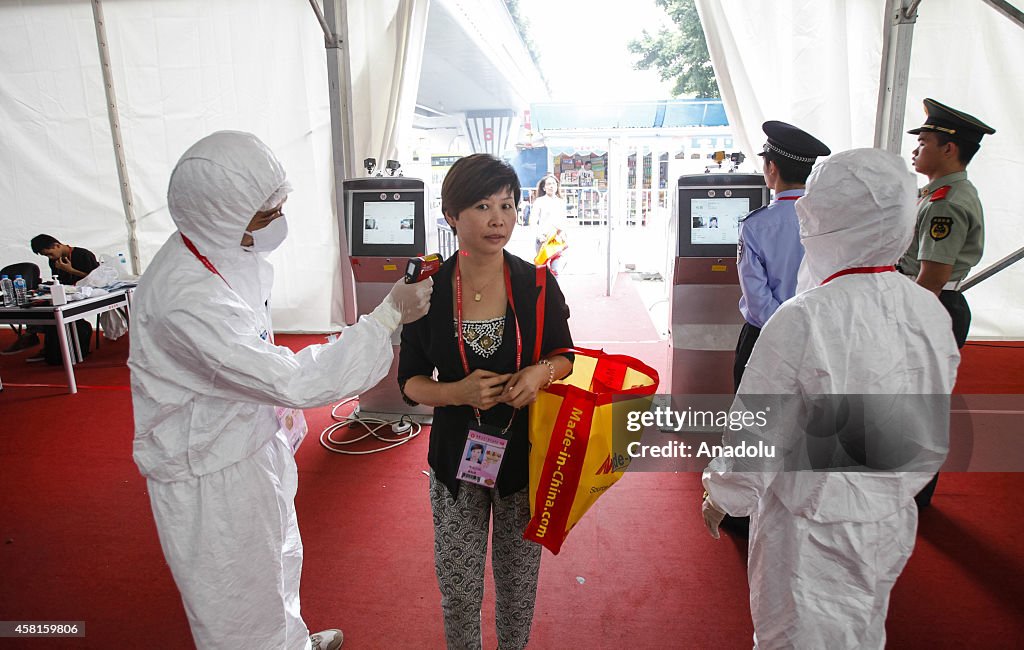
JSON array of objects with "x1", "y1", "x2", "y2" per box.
[{"x1": 629, "y1": 0, "x2": 720, "y2": 98}]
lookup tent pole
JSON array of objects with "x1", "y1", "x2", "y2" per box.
[
  {"x1": 307, "y1": 0, "x2": 337, "y2": 46},
  {"x1": 960, "y1": 245, "x2": 1024, "y2": 292},
  {"x1": 873, "y1": 0, "x2": 920, "y2": 153},
  {"x1": 602, "y1": 140, "x2": 610, "y2": 300},
  {"x1": 91, "y1": 0, "x2": 140, "y2": 275},
  {"x1": 981, "y1": 0, "x2": 1024, "y2": 29},
  {"x1": 322, "y1": 0, "x2": 358, "y2": 325}
]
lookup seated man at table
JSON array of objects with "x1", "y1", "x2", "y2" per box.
[{"x1": 1, "y1": 234, "x2": 99, "y2": 363}]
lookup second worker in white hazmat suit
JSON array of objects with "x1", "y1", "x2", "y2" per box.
[
  {"x1": 129, "y1": 131, "x2": 432, "y2": 649},
  {"x1": 701, "y1": 148, "x2": 960, "y2": 649}
]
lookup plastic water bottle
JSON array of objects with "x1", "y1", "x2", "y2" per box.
[
  {"x1": 13, "y1": 275, "x2": 28, "y2": 306},
  {"x1": 0, "y1": 275, "x2": 14, "y2": 307}
]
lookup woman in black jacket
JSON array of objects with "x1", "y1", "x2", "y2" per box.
[{"x1": 399, "y1": 154, "x2": 573, "y2": 649}]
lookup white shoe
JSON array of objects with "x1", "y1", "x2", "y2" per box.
[{"x1": 310, "y1": 629, "x2": 343, "y2": 650}]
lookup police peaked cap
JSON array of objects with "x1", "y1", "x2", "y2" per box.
[
  {"x1": 758, "y1": 121, "x2": 831, "y2": 164},
  {"x1": 907, "y1": 98, "x2": 996, "y2": 146}
]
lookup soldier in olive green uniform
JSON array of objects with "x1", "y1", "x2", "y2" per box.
[
  {"x1": 900, "y1": 98, "x2": 995, "y2": 347},
  {"x1": 901, "y1": 98, "x2": 995, "y2": 507}
]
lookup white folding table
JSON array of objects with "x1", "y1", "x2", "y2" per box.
[{"x1": 0, "y1": 288, "x2": 132, "y2": 394}]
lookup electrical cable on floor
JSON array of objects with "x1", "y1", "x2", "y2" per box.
[{"x1": 319, "y1": 396, "x2": 422, "y2": 455}]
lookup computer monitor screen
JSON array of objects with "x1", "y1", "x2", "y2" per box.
[
  {"x1": 689, "y1": 197, "x2": 747, "y2": 245},
  {"x1": 362, "y1": 201, "x2": 416, "y2": 245},
  {"x1": 346, "y1": 183, "x2": 426, "y2": 258}
]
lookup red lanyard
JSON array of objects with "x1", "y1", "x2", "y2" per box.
[
  {"x1": 455, "y1": 257, "x2": 522, "y2": 424},
  {"x1": 820, "y1": 265, "x2": 896, "y2": 286},
  {"x1": 180, "y1": 233, "x2": 231, "y2": 288},
  {"x1": 181, "y1": 233, "x2": 273, "y2": 343},
  {"x1": 776, "y1": 195, "x2": 800, "y2": 201}
]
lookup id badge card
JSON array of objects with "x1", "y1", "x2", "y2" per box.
[
  {"x1": 275, "y1": 407, "x2": 308, "y2": 454},
  {"x1": 457, "y1": 424, "x2": 509, "y2": 488}
]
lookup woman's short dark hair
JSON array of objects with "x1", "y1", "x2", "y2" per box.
[
  {"x1": 441, "y1": 154, "x2": 521, "y2": 234},
  {"x1": 31, "y1": 234, "x2": 60, "y2": 254}
]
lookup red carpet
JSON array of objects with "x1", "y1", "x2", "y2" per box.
[
  {"x1": 558, "y1": 271, "x2": 662, "y2": 343},
  {"x1": 1, "y1": 321, "x2": 1023, "y2": 647},
  {"x1": 953, "y1": 341, "x2": 1024, "y2": 394}
]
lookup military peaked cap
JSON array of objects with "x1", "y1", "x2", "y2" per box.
[{"x1": 907, "y1": 98, "x2": 995, "y2": 146}]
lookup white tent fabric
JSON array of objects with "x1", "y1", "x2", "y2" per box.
[
  {"x1": 697, "y1": 0, "x2": 1024, "y2": 339},
  {"x1": 1, "y1": 1, "x2": 129, "y2": 277},
  {"x1": 348, "y1": 0, "x2": 429, "y2": 170},
  {"x1": 0, "y1": 0, "x2": 428, "y2": 332},
  {"x1": 1, "y1": 0, "x2": 336, "y2": 331}
]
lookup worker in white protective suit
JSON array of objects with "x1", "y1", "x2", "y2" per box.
[
  {"x1": 701, "y1": 148, "x2": 960, "y2": 649},
  {"x1": 129, "y1": 131, "x2": 432, "y2": 650}
]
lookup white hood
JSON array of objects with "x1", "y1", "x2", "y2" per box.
[
  {"x1": 795, "y1": 148, "x2": 917, "y2": 291},
  {"x1": 167, "y1": 131, "x2": 288, "y2": 312}
]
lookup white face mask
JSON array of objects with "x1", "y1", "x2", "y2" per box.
[{"x1": 243, "y1": 216, "x2": 288, "y2": 252}]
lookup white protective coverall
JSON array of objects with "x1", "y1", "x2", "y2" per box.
[
  {"x1": 130, "y1": 131, "x2": 400, "y2": 649},
  {"x1": 703, "y1": 148, "x2": 960, "y2": 649}
]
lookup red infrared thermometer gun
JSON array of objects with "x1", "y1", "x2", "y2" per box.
[{"x1": 404, "y1": 253, "x2": 442, "y2": 284}]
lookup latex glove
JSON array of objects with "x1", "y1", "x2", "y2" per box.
[
  {"x1": 370, "y1": 277, "x2": 433, "y2": 331},
  {"x1": 702, "y1": 493, "x2": 726, "y2": 540}
]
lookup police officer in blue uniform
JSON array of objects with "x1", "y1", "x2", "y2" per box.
[
  {"x1": 734, "y1": 121, "x2": 831, "y2": 390},
  {"x1": 721, "y1": 121, "x2": 829, "y2": 539}
]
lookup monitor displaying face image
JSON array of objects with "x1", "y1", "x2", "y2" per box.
[
  {"x1": 675, "y1": 175, "x2": 768, "y2": 258},
  {"x1": 362, "y1": 201, "x2": 416, "y2": 245},
  {"x1": 346, "y1": 182, "x2": 427, "y2": 258},
  {"x1": 689, "y1": 197, "x2": 747, "y2": 246}
]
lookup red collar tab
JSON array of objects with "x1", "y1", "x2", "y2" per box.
[
  {"x1": 929, "y1": 185, "x2": 951, "y2": 202},
  {"x1": 820, "y1": 265, "x2": 896, "y2": 286}
]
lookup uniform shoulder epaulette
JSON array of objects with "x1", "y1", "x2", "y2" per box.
[
  {"x1": 738, "y1": 205, "x2": 768, "y2": 222},
  {"x1": 929, "y1": 185, "x2": 952, "y2": 202}
]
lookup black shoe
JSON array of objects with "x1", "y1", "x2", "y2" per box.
[
  {"x1": 915, "y1": 473, "x2": 939, "y2": 509},
  {"x1": 719, "y1": 514, "x2": 750, "y2": 539}
]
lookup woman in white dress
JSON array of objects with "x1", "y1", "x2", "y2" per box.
[{"x1": 531, "y1": 175, "x2": 569, "y2": 275}]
